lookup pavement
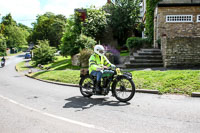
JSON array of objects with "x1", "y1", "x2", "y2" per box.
[{"x1": 1, "y1": 54, "x2": 200, "y2": 133}]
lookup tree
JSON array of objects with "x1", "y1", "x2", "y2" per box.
[
  {"x1": 81, "y1": 7, "x2": 108, "y2": 41},
  {"x1": 0, "y1": 14, "x2": 30, "y2": 49},
  {"x1": 18, "y1": 23, "x2": 32, "y2": 33},
  {"x1": 0, "y1": 33, "x2": 7, "y2": 56},
  {"x1": 1, "y1": 13, "x2": 17, "y2": 26},
  {"x1": 60, "y1": 17, "x2": 81, "y2": 57},
  {"x1": 31, "y1": 12, "x2": 67, "y2": 48},
  {"x1": 105, "y1": 0, "x2": 141, "y2": 46},
  {"x1": 60, "y1": 16, "x2": 96, "y2": 57},
  {"x1": 4, "y1": 25, "x2": 28, "y2": 48},
  {"x1": 32, "y1": 40, "x2": 56, "y2": 65}
]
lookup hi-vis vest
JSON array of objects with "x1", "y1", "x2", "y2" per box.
[{"x1": 89, "y1": 53, "x2": 112, "y2": 74}]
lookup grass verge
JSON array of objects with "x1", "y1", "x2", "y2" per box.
[
  {"x1": 30, "y1": 69, "x2": 200, "y2": 95},
  {"x1": 16, "y1": 61, "x2": 29, "y2": 71},
  {"x1": 16, "y1": 56, "x2": 200, "y2": 95},
  {"x1": 40, "y1": 56, "x2": 80, "y2": 70}
]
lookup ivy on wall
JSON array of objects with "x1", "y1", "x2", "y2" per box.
[{"x1": 145, "y1": 0, "x2": 160, "y2": 44}]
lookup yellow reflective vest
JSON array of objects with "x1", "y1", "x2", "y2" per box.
[{"x1": 89, "y1": 53, "x2": 112, "y2": 74}]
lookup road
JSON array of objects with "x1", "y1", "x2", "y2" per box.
[{"x1": 0, "y1": 54, "x2": 200, "y2": 133}]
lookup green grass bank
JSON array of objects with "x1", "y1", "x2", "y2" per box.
[{"x1": 16, "y1": 56, "x2": 200, "y2": 95}]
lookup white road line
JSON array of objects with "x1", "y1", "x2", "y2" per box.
[{"x1": 0, "y1": 94, "x2": 113, "y2": 133}]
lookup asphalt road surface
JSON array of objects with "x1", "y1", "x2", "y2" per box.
[{"x1": 0, "y1": 54, "x2": 200, "y2": 133}]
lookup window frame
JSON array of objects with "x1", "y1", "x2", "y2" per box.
[
  {"x1": 166, "y1": 15, "x2": 193, "y2": 23},
  {"x1": 197, "y1": 15, "x2": 200, "y2": 22}
]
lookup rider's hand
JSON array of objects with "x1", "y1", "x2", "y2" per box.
[{"x1": 103, "y1": 66, "x2": 108, "y2": 69}]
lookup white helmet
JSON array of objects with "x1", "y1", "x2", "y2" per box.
[{"x1": 94, "y1": 45, "x2": 105, "y2": 56}]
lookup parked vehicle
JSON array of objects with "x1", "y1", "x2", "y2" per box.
[
  {"x1": 25, "y1": 52, "x2": 31, "y2": 59},
  {"x1": 79, "y1": 68, "x2": 135, "y2": 102}
]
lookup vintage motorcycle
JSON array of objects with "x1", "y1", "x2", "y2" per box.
[{"x1": 79, "y1": 68, "x2": 135, "y2": 102}]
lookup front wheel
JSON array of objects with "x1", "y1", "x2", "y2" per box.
[
  {"x1": 79, "y1": 75, "x2": 94, "y2": 97},
  {"x1": 112, "y1": 76, "x2": 135, "y2": 102}
]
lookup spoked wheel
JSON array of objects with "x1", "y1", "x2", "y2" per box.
[
  {"x1": 79, "y1": 75, "x2": 94, "y2": 97},
  {"x1": 113, "y1": 76, "x2": 135, "y2": 102}
]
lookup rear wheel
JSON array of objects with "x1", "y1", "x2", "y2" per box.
[
  {"x1": 79, "y1": 75, "x2": 94, "y2": 97},
  {"x1": 113, "y1": 76, "x2": 135, "y2": 102}
]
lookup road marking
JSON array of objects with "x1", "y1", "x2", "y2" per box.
[{"x1": 0, "y1": 94, "x2": 113, "y2": 133}]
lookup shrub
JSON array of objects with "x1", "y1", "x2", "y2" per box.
[
  {"x1": 103, "y1": 44, "x2": 120, "y2": 64},
  {"x1": 79, "y1": 49, "x2": 93, "y2": 67},
  {"x1": 126, "y1": 37, "x2": 151, "y2": 54},
  {"x1": 76, "y1": 34, "x2": 96, "y2": 49},
  {"x1": 32, "y1": 40, "x2": 56, "y2": 65}
]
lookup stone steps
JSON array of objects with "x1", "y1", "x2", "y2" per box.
[
  {"x1": 134, "y1": 53, "x2": 163, "y2": 60},
  {"x1": 137, "y1": 51, "x2": 162, "y2": 55},
  {"x1": 130, "y1": 59, "x2": 163, "y2": 63},
  {"x1": 125, "y1": 63, "x2": 164, "y2": 68},
  {"x1": 125, "y1": 49, "x2": 164, "y2": 68}
]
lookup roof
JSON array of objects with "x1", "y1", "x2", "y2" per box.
[{"x1": 158, "y1": 0, "x2": 200, "y2": 7}]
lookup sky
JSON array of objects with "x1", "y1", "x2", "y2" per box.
[{"x1": 0, "y1": 0, "x2": 107, "y2": 27}]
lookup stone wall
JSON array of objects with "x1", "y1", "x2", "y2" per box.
[
  {"x1": 154, "y1": 6, "x2": 200, "y2": 47},
  {"x1": 154, "y1": 5, "x2": 200, "y2": 68},
  {"x1": 161, "y1": 36, "x2": 200, "y2": 68}
]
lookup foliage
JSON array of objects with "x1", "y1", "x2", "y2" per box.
[
  {"x1": 0, "y1": 33, "x2": 7, "y2": 56},
  {"x1": 18, "y1": 23, "x2": 32, "y2": 33},
  {"x1": 79, "y1": 49, "x2": 93, "y2": 67},
  {"x1": 32, "y1": 40, "x2": 56, "y2": 65},
  {"x1": 76, "y1": 34, "x2": 96, "y2": 49},
  {"x1": 0, "y1": 13, "x2": 30, "y2": 50},
  {"x1": 31, "y1": 12, "x2": 67, "y2": 47},
  {"x1": 60, "y1": 15, "x2": 96, "y2": 57},
  {"x1": 4, "y1": 25, "x2": 29, "y2": 48},
  {"x1": 136, "y1": 22, "x2": 145, "y2": 32},
  {"x1": 145, "y1": 0, "x2": 160, "y2": 44},
  {"x1": 105, "y1": 0, "x2": 141, "y2": 46},
  {"x1": 1, "y1": 13, "x2": 17, "y2": 26},
  {"x1": 103, "y1": 44, "x2": 120, "y2": 64},
  {"x1": 60, "y1": 17, "x2": 81, "y2": 57},
  {"x1": 126, "y1": 37, "x2": 150, "y2": 51},
  {"x1": 82, "y1": 7, "x2": 108, "y2": 41}
]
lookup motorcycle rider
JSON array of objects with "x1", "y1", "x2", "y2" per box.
[
  {"x1": 89, "y1": 45, "x2": 115, "y2": 94},
  {"x1": 1, "y1": 56, "x2": 5, "y2": 63}
]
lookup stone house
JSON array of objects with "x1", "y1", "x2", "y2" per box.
[{"x1": 154, "y1": 0, "x2": 200, "y2": 68}]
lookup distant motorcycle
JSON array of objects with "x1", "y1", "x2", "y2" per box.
[
  {"x1": 1, "y1": 61, "x2": 5, "y2": 67},
  {"x1": 79, "y1": 68, "x2": 135, "y2": 102}
]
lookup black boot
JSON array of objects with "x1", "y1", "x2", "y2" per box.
[{"x1": 95, "y1": 81, "x2": 101, "y2": 94}]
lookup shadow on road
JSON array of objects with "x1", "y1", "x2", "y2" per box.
[{"x1": 63, "y1": 96, "x2": 130, "y2": 111}]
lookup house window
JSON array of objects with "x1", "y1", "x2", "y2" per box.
[
  {"x1": 197, "y1": 15, "x2": 200, "y2": 22},
  {"x1": 166, "y1": 15, "x2": 193, "y2": 22}
]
